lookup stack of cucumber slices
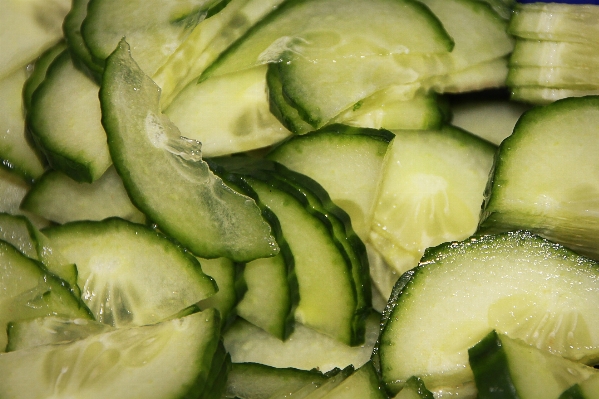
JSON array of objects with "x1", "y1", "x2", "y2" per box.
[{"x1": 3, "y1": 0, "x2": 599, "y2": 398}]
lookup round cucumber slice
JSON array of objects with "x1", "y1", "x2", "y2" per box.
[
  {"x1": 42, "y1": 218, "x2": 217, "y2": 328},
  {"x1": 379, "y1": 231, "x2": 599, "y2": 395}
]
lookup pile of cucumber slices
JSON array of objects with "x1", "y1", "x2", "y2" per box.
[{"x1": 2, "y1": 0, "x2": 599, "y2": 398}]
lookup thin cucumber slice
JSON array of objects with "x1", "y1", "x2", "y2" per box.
[
  {"x1": 395, "y1": 377, "x2": 435, "y2": 399},
  {"x1": 480, "y1": 96, "x2": 599, "y2": 259},
  {"x1": 224, "y1": 363, "x2": 328, "y2": 399},
  {"x1": 0, "y1": 66, "x2": 46, "y2": 181},
  {"x1": 302, "y1": 366, "x2": 355, "y2": 399},
  {"x1": 0, "y1": 0, "x2": 70, "y2": 80},
  {"x1": 27, "y1": 49, "x2": 111, "y2": 182},
  {"x1": 100, "y1": 39, "x2": 277, "y2": 261},
  {"x1": 237, "y1": 253, "x2": 296, "y2": 340},
  {"x1": 267, "y1": 124, "x2": 394, "y2": 241},
  {"x1": 204, "y1": 0, "x2": 453, "y2": 81},
  {"x1": 370, "y1": 125, "x2": 495, "y2": 273},
  {"x1": 334, "y1": 86, "x2": 447, "y2": 132},
  {"x1": 81, "y1": 0, "x2": 221, "y2": 75},
  {"x1": 20, "y1": 167, "x2": 146, "y2": 225},
  {"x1": 165, "y1": 65, "x2": 291, "y2": 157},
  {"x1": 62, "y1": 0, "x2": 104, "y2": 77},
  {"x1": 42, "y1": 218, "x2": 218, "y2": 327},
  {"x1": 561, "y1": 374, "x2": 599, "y2": 399},
  {"x1": 0, "y1": 309, "x2": 221, "y2": 399},
  {"x1": 470, "y1": 331, "x2": 599, "y2": 399},
  {"x1": 155, "y1": 0, "x2": 287, "y2": 106},
  {"x1": 425, "y1": 57, "x2": 509, "y2": 94},
  {"x1": 0, "y1": 166, "x2": 48, "y2": 228},
  {"x1": 22, "y1": 41, "x2": 67, "y2": 111},
  {"x1": 197, "y1": 257, "x2": 240, "y2": 328},
  {"x1": 509, "y1": 40, "x2": 599, "y2": 69},
  {"x1": 6, "y1": 316, "x2": 114, "y2": 352},
  {"x1": 477, "y1": 0, "x2": 514, "y2": 20},
  {"x1": 0, "y1": 239, "x2": 92, "y2": 351},
  {"x1": 509, "y1": 2, "x2": 599, "y2": 43},
  {"x1": 510, "y1": 86, "x2": 599, "y2": 104},
  {"x1": 379, "y1": 231, "x2": 599, "y2": 395},
  {"x1": 507, "y1": 66, "x2": 599, "y2": 90},
  {"x1": 224, "y1": 312, "x2": 380, "y2": 372}
]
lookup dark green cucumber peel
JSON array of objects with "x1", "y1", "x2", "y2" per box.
[{"x1": 468, "y1": 330, "x2": 519, "y2": 399}]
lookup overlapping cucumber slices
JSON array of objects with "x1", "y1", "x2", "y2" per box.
[{"x1": 508, "y1": 2, "x2": 599, "y2": 103}]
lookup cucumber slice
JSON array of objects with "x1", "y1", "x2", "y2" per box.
[
  {"x1": 224, "y1": 363, "x2": 328, "y2": 399},
  {"x1": 0, "y1": 239, "x2": 92, "y2": 351},
  {"x1": 301, "y1": 366, "x2": 355, "y2": 399},
  {"x1": 561, "y1": 374, "x2": 599, "y2": 399},
  {"x1": 0, "y1": 167, "x2": 48, "y2": 228},
  {"x1": 509, "y1": 40, "x2": 599, "y2": 69},
  {"x1": 509, "y1": 2, "x2": 599, "y2": 43},
  {"x1": 379, "y1": 231, "x2": 599, "y2": 395},
  {"x1": 510, "y1": 86, "x2": 599, "y2": 104},
  {"x1": 470, "y1": 331, "x2": 599, "y2": 399},
  {"x1": 370, "y1": 125, "x2": 495, "y2": 274},
  {"x1": 313, "y1": 362, "x2": 385, "y2": 399},
  {"x1": 0, "y1": 66, "x2": 46, "y2": 181},
  {"x1": 507, "y1": 66, "x2": 599, "y2": 90},
  {"x1": 266, "y1": 124, "x2": 394, "y2": 241},
  {"x1": 42, "y1": 218, "x2": 218, "y2": 327},
  {"x1": 27, "y1": 49, "x2": 111, "y2": 182},
  {"x1": 81, "y1": 0, "x2": 220, "y2": 74},
  {"x1": 0, "y1": 212, "x2": 39, "y2": 260},
  {"x1": 0, "y1": 0, "x2": 70, "y2": 80},
  {"x1": 21, "y1": 167, "x2": 146, "y2": 225},
  {"x1": 6, "y1": 316, "x2": 114, "y2": 352},
  {"x1": 100, "y1": 39, "x2": 277, "y2": 261},
  {"x1": 62, "y1": 0, "x2": 104, "y2": 77},
  {"x1": 165, "y1": 65, "x2": 291, "y2": 157},
  {"x1": 425, "y1": 56, "x2": 509, "y2": 94},
  {"x1": 22, "y1": 41, "x2": 67, "y2": 111},
  {"x1": 480, "y1": 96, "x2": 599, "y2": 259},
  {"x1": 225, "y1": 312, "x2": 380, "y2": 373},
  {"x1": 204, "y1": 0, "x2": 452, "y2": 80},
  {"x1": 0, "y1": 309, "x2": 221, "y2": 399}
]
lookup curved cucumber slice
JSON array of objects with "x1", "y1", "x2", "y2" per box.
[
  {"x1": 0, "y1": 309, "x2": 221, "y2": 399},
  {"x1": 100, "y1": 39, "x2": 277, "y2": 261},
  {"x1": 379, "y1": 231, "x2": 599, "y2": 395},
  {"x1": 42, "y1": 218, "x2": 217, "y2": 328},
  {"x1": 480, "y1": 96, "x2": 599, "y2": 259},
  {"x1": 470, "y1": 330, "x2": 599, "y2": 399}
]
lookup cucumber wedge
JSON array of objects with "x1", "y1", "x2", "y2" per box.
[
  {"x1": 480, "y1": 96, "x2": 599, "y2": 259},
  {"x1": 379, "y1": 231, "x2": 599, "y2": 395},
  {"x1": 470, "y1": 330, "x2": 599, "y2": 399},
  {"x1": 0, "y1": 309, "x2": 221, "y2": 399},
  {"x1": 42, "y1": 218, "x2": 217, "y2": 327},
  {"x1": 100, "y1": 39, "x2": 277, "y2": 261}
]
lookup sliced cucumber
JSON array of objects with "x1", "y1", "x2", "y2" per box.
[
  {"x1": 27, "y1": 49, "x2": 111, "y2": 182},
  {"x1": 509, "y1": 2, "x2": 599, "y2": 43},
  {"x1": 224, "y1": 363, "x2": 328, "y2": 399},
  {"x1": 6, "y1": 316, "x2": 114, "y2": 352},
  {"x1": 81, "y1": 0, "x2": 220, "y2": 74},
  {"x1": 561, "y1": 374, "x2": 599, "y2": 399},
  {"x1": 165, "y1": 65, "x2": 291, "y2": 157},
  {"x1": 0, "y1": 0, "x2": 70, "y2": 80},
  {"x1": 62, "y1": 0, "x2": 104, "y2": 77},
  {"x1": 395, "y1": 377, "x2": 435, "y2": 399},
  {"x1": 0, "y1": 65, "x2": 46, "y2": 181},
  {"x1": 379, "y1": 231, "x2": 599, "y2": 395},
  {"x1": 370, "y1": 125, "x2": 495, "y2": 274},
  {"x1": 509, "y1": 40, "x2": 599, "y2": 69},
  {"x1": 266, "y1": 124, "x2": 394, "y2": 241},
  {"x1": 21, "y1": 167, "x2": 146, "y2": 225},
  {"x1": 313, "y1": 361, "x2": 385, "y2": 399},
  {"x1": 425, "y1": 56, "x2": 509, "y2": 94},
  {"x1": 0, "y1": 239, "x2": 92, "y2": 351},
  {"x1": 480, "y1": 96, "x2": 599, "y2": 259},
  {"x1": 301, "y1": 366, "x2": 355, "y2": 399},
  {"x1": 0, "y1": 309, "x2": 221, "y2": 399},
  {"x1": 507, "y1": 66, "x2": 599, "y2": 90},
  {"x1": 510, "y1": 86, "x2": 599, "y2": 104},
  {"x1": 0, "y1": 167, "x2": 48, "y2": 228},
  {"x1": 470, "y1": 330, "x2": 599, "y2": 399},
  {"x1": 100, "y1": 39, "x2": 277, "y2": 261},
  {"x1": 22, "y1": 41, "x2": 67, "y2": 111},
  {"x1": 42, "y1": 218, "x2": 217, "y2": 327},
  {"x1": 0, "y1": 212, "x2": 39, "y2": 260},
  {"x1": 224, "y1": 312, "x2": 380, "y2": 373},
  {"x1": 197, "y1": 257, "x2": 240, "y2": 328}
]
